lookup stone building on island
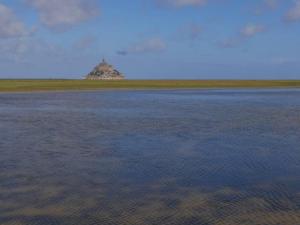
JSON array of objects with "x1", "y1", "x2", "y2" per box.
[{"x1": 85, "y1": 59, "x2": 125, "y2": 80}]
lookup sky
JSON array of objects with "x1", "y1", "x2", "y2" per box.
[{"x1": 0, "y1": 0, "x2": 300, "y2": 79}]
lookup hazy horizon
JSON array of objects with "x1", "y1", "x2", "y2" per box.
[{"x1": 1, "y1": 0, "x2": 300, "y2": 79}]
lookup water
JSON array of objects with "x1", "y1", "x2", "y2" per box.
[{"x1": 0, "y1": 89, "x2": 300, "y2": 225}]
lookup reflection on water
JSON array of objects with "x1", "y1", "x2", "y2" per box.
[{"x1": 1, "y1": 89, "x2": 300, "y2": 225}]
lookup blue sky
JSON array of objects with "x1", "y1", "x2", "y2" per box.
[{"x1": 0, "y1": 0, "x2": 300, "y2": 79}]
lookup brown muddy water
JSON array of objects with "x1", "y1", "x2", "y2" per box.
[{"x1": 0, "y1": 89, "x2": 300, "y2": 225}]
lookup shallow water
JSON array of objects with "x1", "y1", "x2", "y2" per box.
[{"x1": 1, "y1": 89, "x2": 300, "y2": 225}]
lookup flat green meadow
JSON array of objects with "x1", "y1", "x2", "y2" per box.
[{"x1": 1, "y1": 79, "x2": 300, "y2": 92}]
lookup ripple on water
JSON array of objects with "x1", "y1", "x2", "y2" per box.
[{"x1": 0, "y1": 89, "x2": 300, "y2": 225}]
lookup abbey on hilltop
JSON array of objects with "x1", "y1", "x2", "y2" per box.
[{"x1": 85, "y1": 59, "x2": 125, "y2": 80}]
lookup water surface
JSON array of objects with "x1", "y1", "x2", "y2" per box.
[{"x1": 1, "y1": 89, "x2": 300, "y2": 225}]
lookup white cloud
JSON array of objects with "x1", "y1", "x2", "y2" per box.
[
  {"x1": 73, "y1": 35, "x2": 97, "y2": 49},
  {"x1": 117, "y1": 37, "x2": 167, "y2": 55},
  {"x1": 0, "y1": 4, "x2": 29, "y2": 38},
  {"x1": 240, "y1": 24, "x2": 265, "y2": 37},
  {"x1": 219, "y1": 23, "x2": 265, "y2": 48},
  {"x1": 26, "y1": 0, "x2": 100, "y2": 31},
  {"x1": 255, "y1": 0, "x2": 280, "y2": 15},
  {"x1": 263, "y1": 0, "x2": 279, "y2": 9},
  {"x1": 157, "y1": 0, "x2": 208, "y2": 8},
  {"x1": 285, "y1": 0, "x2": 300, "y2": 22},
  {"x1": 0, "y1": 38, "x2": 61, "y2": 63}
]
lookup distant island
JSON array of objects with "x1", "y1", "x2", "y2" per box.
[{"x1": 86, "y1": 59, "x2": 125, "y2": 80}]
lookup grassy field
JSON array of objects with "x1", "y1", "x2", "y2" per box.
[{"x1": 0, "y1": 79, "x2": 300, "y2": 92}]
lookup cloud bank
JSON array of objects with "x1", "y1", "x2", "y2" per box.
[
  {"x1": 285, "y1": 0, "x2": 300, "y2": 22},
  {"x1": 118, "y1": 38, "x2": 167, "y2": 55},
  {"x1": 220, "y1": 23, "x2": 265, "y2": 48},
  {"x1": 26, "y1": 0, "x2": 100, "y2": 31},
  {"x1": 0, "y1": 4, "x2": 29, "y2": 38},
  {"x1": 156, "y1": 0, "x2": 208, "y2": 8},
  {"x1": 240, "y1": 24, "x2": 265, "y2": 37}
]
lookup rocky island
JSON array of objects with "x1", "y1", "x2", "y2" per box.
[{"x1": 85, "y1": 59, "x2": 125, "y2": 80}]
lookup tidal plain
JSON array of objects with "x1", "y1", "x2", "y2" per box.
[{"x1": 1, "y1": 89, "x2": 300, "y2": 225}]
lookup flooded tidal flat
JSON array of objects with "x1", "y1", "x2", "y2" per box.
[{"x1": 1, "y1": 89, "x2": 300, "y2": 225}]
